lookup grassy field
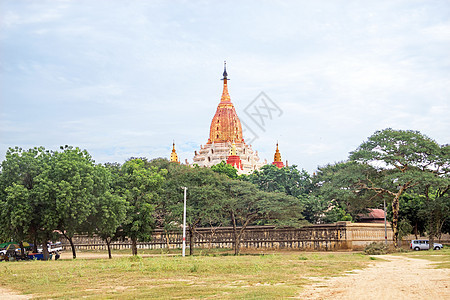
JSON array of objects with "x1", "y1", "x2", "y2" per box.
[
  {"x1": 0, "y1": 250, "x2": 374, "y2": 299},
  {"x1": 398, "y1": 247, "x2": 450, "y2": 269}
]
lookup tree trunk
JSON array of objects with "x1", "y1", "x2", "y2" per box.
[
  {"x1": 33, "y1": 234, "x2": 38, "y2": 253},
  {"x1": 19, "y1": 241, "x2": 26, "y2": 259},
  {"x1": 165, "y1": 230, "x2": 170, "y2": 252},
  {"x1": 189, "y1": 227, "x2": 195, "y2": 256},
  {"x1": 414, "y1": 222, "x2": 418, "y2": 240},
  {"x1": 131, "y1": 237, "x2": 138, "y2": 256},
  {"x1": 106, "y1": 238, "x2": 112, "y2": 259},
  {"x1": 42, "y1": 237, "x2": 50, "y2": 261},
  {"x1": 234, "y1": 233, "x2": 241, "y2": 255},
  {"x1": 428, "y1": 213, "x2": 436, "y2": 251},
  {"x1": 62, "y1": 232, "x2": 77, "y2": 259},
  {"x1": 230, "y1": 211, "x2": 241, "y2": 255},
  {"x1": 428, "y1": 233, "x2": 435, "y2": 251},
  {"x1": 425, "y1": 185, "x2": 435, "y2": 251},
  {"x1": 391, "y1": 184, "x2": 408, "y2": 248}
]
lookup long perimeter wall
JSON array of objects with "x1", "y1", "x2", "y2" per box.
[{"x1": 60, "y1": 222, "x2": 429, "y2": 251}]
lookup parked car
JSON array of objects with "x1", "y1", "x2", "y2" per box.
[
  {"x1": 37, "y1": 242, "x2": 63, "y2": 254},
  {"x1": 410, "y1": 239, "x2": 443, "y2": 251}
]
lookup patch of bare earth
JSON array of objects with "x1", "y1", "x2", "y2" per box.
[
  {"x1": 297, "y1": 255, "x2": 450, "y2": 299},
  {"x1": 0, "y1": 287, "x2": 31, "y2": 300}
]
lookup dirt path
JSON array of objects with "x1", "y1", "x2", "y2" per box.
[
  {"x1": 0, "y1": 287, "x2": 30, "y2": 300},
  {"x1": 297, "y1": 255, "x2": 450, "y2": 299}
]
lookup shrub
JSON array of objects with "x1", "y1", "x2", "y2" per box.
[{"x1": 364, "y1": 242, "x2": 388, "y2": 255}]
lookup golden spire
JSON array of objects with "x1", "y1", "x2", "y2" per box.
[
  {"x1": 208, "y1": 62, "x2": 244, "y2": 144},
  {"x1": 170, "y1": 141, "x2": 180, "y2": 163},
  {"x1": 220, "y1": 61, "x2": 231, "y2": 104},
  {"x1": 274, "y1": 142, "x2": 282, "y2": 162},
  {"x1": 229, "y1": 141, "x2": 237, "y2": 156},
  {"x1": 272, "y1": 142, "x2": 284, "y2": 168}
]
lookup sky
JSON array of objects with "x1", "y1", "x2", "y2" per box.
[{"x1": 1, "y1": 0, "x2": 449, "y2": 173}]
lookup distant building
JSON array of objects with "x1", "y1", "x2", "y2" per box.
[{"x1": 356, "y1": 209, "x2": 385, "y2": 223}]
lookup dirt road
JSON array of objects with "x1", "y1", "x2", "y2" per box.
[
  {"x1": 297, "y1": 255, "x2": 450, "y2": 299},
  {"x1": 0, "y1": 287, "x2": 30, "y2": 300}
]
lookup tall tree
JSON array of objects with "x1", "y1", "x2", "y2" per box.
[
  {"x1": 350, "y1": 128, "x2": 446, "y2": 247},
  {"x1": 222, "y1": 179, "x2": 304, "y2": 255},
  {"x1": 163, "y1": 164, "x2": 225, "y2": 255},
  {"x1": 311, "y1": 161, "x2": 379, "y2": 223},
  {"x1": 48, "y1": 146, "x2": 101, "y2": 259},
  {"x1": 118, "y1": 158, "x2": 166, "y2": 256},
  {"x1": 247, "y1": 164, "x2": 313, "y2": 198},
  {"x1": 0, "y1": 147, "x2": 56, "y2": 259},
  {"x1": 94, "y1": 191, "x2": 127, "y2": 259},
  {"x1": 211, "y1": 161, "x2": 238, "y2": 179}
]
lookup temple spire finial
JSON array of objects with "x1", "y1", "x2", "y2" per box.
[
  {"x1": 222, "y1": 60, "x2": 228, "y2": 79},
  {"x1": 219, "y1": 61, "x2": 231, "y2": 103}
]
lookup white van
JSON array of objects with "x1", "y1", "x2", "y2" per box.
[{"x1": 410, "y1": 239, "x2": 443, "y2": 251}]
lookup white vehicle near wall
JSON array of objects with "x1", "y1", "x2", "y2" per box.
[
  {"x1": 38, "y1": 242, "x2": 63, "y2": 253},
  {"x1": 410, "y1": 239, "x2": 443, "y2": 251}
]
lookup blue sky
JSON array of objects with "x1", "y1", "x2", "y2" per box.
[{"x1": 1, "y1": 0, "x2": 449, "y2": 173}]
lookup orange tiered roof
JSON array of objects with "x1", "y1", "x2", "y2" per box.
[{"x1": 208, "y1": 62, "x2": 244, "y2": 144}]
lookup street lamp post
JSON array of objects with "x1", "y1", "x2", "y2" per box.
[
  {"x1": 181, "y1": 187, "x2": 187, "y2": 257},
  {"x1": 384, "y1": 198, "x2": 388, "y2": 245}
]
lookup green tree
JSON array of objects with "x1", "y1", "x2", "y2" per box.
[
  {"x1": 118, "y1": 158, "x2": 166, "y2": 256},
  {"x1": 222, "y1": 179, "x2": 304, "y2": 255},
  {"x1": 420, "y1": 185, "x2": 449, "y2": 249},
  {"x1": 350, "y1": 128, "x2": 446, "y2": 247},
  {"x1": 0, "y1": 147, "x2": 56, "y2": 259},
  {"x1": 247, "y1": 164, "x2": 313, "y2": 197},
  {"x1": 163, "y1": 165, "x2": 225, "y2": 255},
  {"x1": 211, "y1": 161, "x2": 238, "y2": 179},
  {"x1": 311, "y1": 161, "x2": 379, "y2": 223},
  {"x1": 395, "y1": 193, "x2": 426, "y2": 239},
  {"x1": 148, "y1": 158, "x2": 184, "y2": 250},
  {"x1": 94, "y1": 191, "x2": 127, "y2": 259},
  {"x1": 48, "y1": 146, "x2": 101, "y2": 259}
]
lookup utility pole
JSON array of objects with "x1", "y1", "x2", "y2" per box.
[
  {"x1": 181, "y1": 187, "x2": 187, "y2": 257},
  {"x1": 384, "y1": 198, "x2": 388, "y2": 245}
]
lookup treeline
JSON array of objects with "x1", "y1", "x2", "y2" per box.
[
  {"x1": 0, "y1": 128, "x2": 449, "y2": 259},
  {"x1": 0, "y1": 146, "x2": 303, "y2": 258}
]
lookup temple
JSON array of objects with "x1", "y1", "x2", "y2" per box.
[
  {"x1": 191, "y1": 62, "x2": 265, "y2": 174},
  {"x1": 170, "y1": 63, "x2": 288, "y2": 174}
]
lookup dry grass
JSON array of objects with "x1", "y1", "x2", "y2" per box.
[
  {"x1": 399, "y1": 246, "x2": 450, "y2": 269},
  {"x1": 0, "y1": 250, "x2": 373, "y2": 299}
]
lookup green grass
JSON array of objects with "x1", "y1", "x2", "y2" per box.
[
  {"x1": 399, "y1": 246, "x2": 450, "y2": 269},
  {"x1": 0, "y1": 251, "x2": 373, "y2": 299}
]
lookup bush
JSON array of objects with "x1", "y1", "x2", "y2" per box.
[{"x1": 364, "y1": 242, "x2": 389, "y2": 255}]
